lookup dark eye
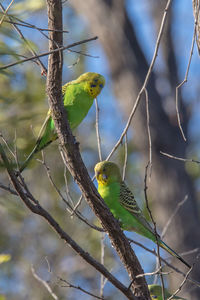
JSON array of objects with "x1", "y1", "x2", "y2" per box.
[
  {"x1": 103, "y1": 167, "x2": 106, "y2": 172},
  {"x1": 99, "y1": 84, "x2": 103, "y2": 88},
  {"x1": 90, "y1": 84, "x2": 96, "y2": 87}
]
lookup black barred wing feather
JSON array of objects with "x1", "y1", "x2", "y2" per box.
[
  {"x1": 62, "y1": 82, "x2": 70, "y2": 95},
  {"x1": 119, "y1": 182, "x2": 141, "y2": 215},
  {"x1": 119, "y1": 182, "x2": 154, "y2": 234}
]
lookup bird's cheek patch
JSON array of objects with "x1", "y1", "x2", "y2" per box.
[{"x1": 102, "y1": 174, "x2": 108, "y2": 182}]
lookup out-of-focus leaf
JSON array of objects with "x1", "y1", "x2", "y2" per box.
[
  {"x1": 0, "y1": 254, "x2": 11, "y2": 264},
  {"x1": 11, "y1": 0, "x2": 45, "y2": 13},
  {"x1": 0, "y1": 24, "x2": 21, "y2": 41}
]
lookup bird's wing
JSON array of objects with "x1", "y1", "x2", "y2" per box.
[
  {"x1": 62, "y1": 82, "x2": 69, "y2": 95},
  {"x1": 119, "y1": 182, "x2": 154, "y2": 233}
]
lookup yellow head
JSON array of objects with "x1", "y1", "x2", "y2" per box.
[
  {"x1": 78, "y1": 72, "x2": 105, "y2": 98},
  {"x1": 149, "y1": 284, "x2": 163, "y2": 300},
  {"x1": 148, "y1": 284, "x2": 185, "y2": 300},
  {"x1": 94, "y1": 161, "x2": 122, "y2": 186}
]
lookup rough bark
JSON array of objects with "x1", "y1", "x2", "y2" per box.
[
  {"x1": 70, "y1": 1, "x2": 200, "y2": 298},
  {"x1": 45, "y1": 0, "x2": 151, "y2": 299}
]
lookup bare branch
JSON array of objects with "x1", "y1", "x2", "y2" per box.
[
  {"x1": 0, "y1": 142, "x2": 136, "y2": 299},
  {"x1": 58, "y1": 277, "x2": 104, "y2": 300},
  {"x1": 144, "y1": 163, "x2": 165, "y2": 299},
  {"x1": 0, "y1": 3, "x2": 47, "y2": 75},
  {"x1": 3, "y1": 17, "x2": 69, "y2": 32},
  {"x1": 95, "y1": 98, "x2": 103, "y2": 161},
  {"x1": 31, "y1": 265, "x2": 58, "y2": 300},
  {"x1": 45, "y1": 0, "x2": 150, "y2": 298},
  {"x1": 167, "y1": 267, "x2": 193, "y2": 300},
  {"x1": 161, "y1": 195, "x2": 188, "y2": 239},
  {"x1": 145, "y1": 88, "x2": 152, "y2": 177},
  {"x1": 122, "y1": 134, "x2": 128, "y2": 181},
  {"x1": 0, "y1": 37, "x2": 98, "y2": 71},
  {"x1": 175, "y1": 13, "x2": 197, "y2": 141},
  {"x1": 0, "y1": 0, "x2": 14, "y2": 26},
  {"x1": 160, "y1": 151, "x2": 200, "y2": 164},
  {"x1": 106, "y1": 0, "x2": 172, "y2": 161}
]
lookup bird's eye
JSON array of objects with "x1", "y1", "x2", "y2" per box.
[
  {"x1": 94, "y1": 79, "x2": 98, "y2": 82},
  {"x1": 90, "y1": 84, "x2": 96, "y2": 88},
  {"x1": 99, "y1": 84, "x2": 103, "y2": 88}
]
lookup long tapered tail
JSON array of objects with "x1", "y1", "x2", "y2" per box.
[
  {"x1": 19, "y1": 114, "x2": 55, "y2": 173},
  {"x1": 19, "y1": 139, "x2": 53, "y2": 173},
  {"x1": 159, "y1": 239, "x2": 191, "y2": 268}
]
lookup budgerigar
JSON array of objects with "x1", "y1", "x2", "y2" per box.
[
  {"x1": 149, "y1": 284, "x2": 186, "y2": 300},
  {"x1": 94, "y1": 161, "x2": 191, "y2": 268},
  {"x1": 20, "y1": 72, "x2": 105, "y2": 172}
]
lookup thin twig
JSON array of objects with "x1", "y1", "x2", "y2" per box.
[
  {"x1": 144, "y1": 162, "x2": 165, "y2": 300},
  {"x1": 95, "y1": 98, "x2": 102, "y2": 161},
  {"x1": 0, "y1": 3, "x2": 47, "y2": 75},
  {"x1": 63, "y1": 165, "x2": 76, "y2": 209},
  {"x1": 160, "y1": 151, "x2": 200, "y2": 164},
  {"x1": 175, "y1": 9, "x2": 197, "y2": 141},
  {"x1": 0, "y1": 183, "x2": 18, "y2": 195},
  {"x1": 129, "y1": 237, "x2": 200, "y2": 288},
  {"x1": 122, "y1": 134, "x2": 128, "y2": 181},
  {"x1": 70, "y1": 195, "x2": 83, "y2": 216},
  {"x1": 179, "y1": 248, "x2": 200, "y2": 257},
  {"x1": 136, "y1": 266, "x2": 171, "y2": 279},
  {"x1": 145, "y1": 88, "x2": 152, "y2": 178},
  {"x1": 161, "y1": 195, "x2": 188, "y2": 239},
  {"x1": 0, "y1": 37, "x2": 98, "y2": 71},
  {"x1": 0, "y1": 0, "x2": 14, "y2": 26},
  {"x1": 40, "y1": 156, "x2": 103, "y2": 232},
  {"x1": 58, "y1": 277, "x2": 104, "y2": 300},
  {"x1": 128, "y1": 267, "x2": 171, "y2": 290},
  {"x1": 0, "y1": 133, "x2": 15, "y2": 159},
  {"x1": 167, "y1": 266, "x2": 193, "y2": 300},
  {"x1": 0, "y1": 142, "x2": 135, "y2": 299},
  {"x1": 100, "y1": 233, "x2": 106, "y2": 298},
  {"x1": 192, "y1": 0, "x2": 200, "y2": 54},
  {"x1": 31, "y1": 265, "x2": 58, "y2": 300},
  {"x1": 3, "y1": 18, "x2": 69, "y2": 32},
  {"x1": 67, "y1": 48, "x2": 99, "y2": 58},
  {"x1": 106, "y1": 0, "x2": 172, "y2": 161}
]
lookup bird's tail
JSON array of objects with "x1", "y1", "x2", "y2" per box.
[
  {"x1": 159, "y1": 239, "x2": 191, "y2": 268},
  {"x1": 19, "y1": 115, "x2": 55, "y2": 173},
  {"x1": 19, "y1": 139, "x2": 52, "y2": 173}
]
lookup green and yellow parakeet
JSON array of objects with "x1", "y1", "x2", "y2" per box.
[
  {"x1": 94, "y1": 161, "x2": 191, "y2": 268},
  {"x1": 148, "y1": 284, "x2": 186, "y2": 299},
  {"x1": 20, "y1": 72, "x2": 105, "y2": 172}
]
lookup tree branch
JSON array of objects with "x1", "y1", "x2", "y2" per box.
[
  {"x1": 0, "y1": 142, "x2": 135, "y2": 300},
  {"x1": 45, "y1": 0, "x2": 150, "y2": 299}
]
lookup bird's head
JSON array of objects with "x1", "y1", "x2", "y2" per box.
[
  {"x1": 148, "y1": 284, "x2": 161, "y2": 299},
  {"x1": 148, "y1": 284, "x2": 184, "y2": 300},
  {"x1": 78, "y1": 72, "x2": 105, "y2": 98},
  {"x1": 94, "y1": 161, "x2": 122, "y2": 186}
]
